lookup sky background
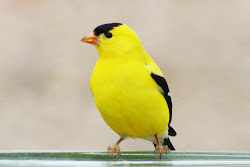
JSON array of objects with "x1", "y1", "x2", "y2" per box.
[{"x1": 0, "y1": 0, "x2": 249, "y2": 151}]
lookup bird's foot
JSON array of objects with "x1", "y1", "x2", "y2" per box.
[
  {"x1": 154, "y1": 134, "x2": 168, "y2": 159},
  {"x1": 107, "y1": 143, "x2": 121, "y2": 157},
  {"x1": 154, "y1": 143, "x2": 168, "y2": 159},
  {"x1": 107, "y1": 137, "x2": 124, "y2": 158}
]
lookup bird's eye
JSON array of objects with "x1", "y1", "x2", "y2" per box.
[{"x1": 105, "y1": 32, "x2": 112, "y2": 38}]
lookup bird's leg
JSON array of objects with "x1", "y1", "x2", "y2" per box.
[
  {"x1": 107, "y1": 137, "x2": 124, "y2": 157},
  {"x1": 154, "y1": 134, "x2": 168, "y2": 159}
]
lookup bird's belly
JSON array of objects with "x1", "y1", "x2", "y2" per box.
[{"x1": 90, "y1": 68, "x2": 169, "y2": 138}]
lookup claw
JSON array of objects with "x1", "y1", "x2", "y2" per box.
[
  {"x1": 154, "y1": 135, "x2": 168, "y2": 159},
  {"x1": 107, "y1": 144, "x2": 120, "y2": 157},
  {"x1": 154, "y1": 144, "x2": 168, "y2": 159},
  {"x1": 107, "y1": 137, "x2": 124, "y2": 158}
]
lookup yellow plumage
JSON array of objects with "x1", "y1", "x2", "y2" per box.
[
  {"x1": 90, "y1": 56, "x2": 169, "y2": 138},
  {"x1": 81, "y1": 23, "x2": 176, "y2": 156}
]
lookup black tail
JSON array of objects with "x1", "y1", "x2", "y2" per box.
[
  {"x1": 163, "y1": 138, "x2": 175, "y2": 150},
  {"x1": 153, "y1": 125, "x2": 177, "y2": 150},
  {"x1": 153, "y1": 137, "x2": 176, "y2": 150},
  {"x1": 165, "y1": 125, "x2": 177, "y2": 150}
]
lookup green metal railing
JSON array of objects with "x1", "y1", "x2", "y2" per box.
[{"x1": 0, "y1": 150, "x2": 249, "y2": 166}]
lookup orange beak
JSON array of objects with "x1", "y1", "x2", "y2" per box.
[{"x1": 80, "y1": 32, "x2": 98, "y2": 45}]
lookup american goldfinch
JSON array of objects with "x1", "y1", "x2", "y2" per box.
[{"x1": 81, "y1": 23, "x2": 176, "y2": 158}]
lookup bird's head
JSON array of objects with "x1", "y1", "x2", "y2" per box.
[{"x1": 81, "y1": 23, "x2": 143, "y2": 57}]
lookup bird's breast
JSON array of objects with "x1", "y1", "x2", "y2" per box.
[
  {"x1": 90, "y1": 60, "x2": 151, "y2": 96},
  {"x1": 89, "y1": 59, "x2": 169, "y2": 137}
]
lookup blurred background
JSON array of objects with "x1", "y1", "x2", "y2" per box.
[{"x1": 0, "y1": 0, "x2": 249, "y2": 151}]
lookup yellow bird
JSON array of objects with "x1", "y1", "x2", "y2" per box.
[{"x1": 81, "y1": 23, "x2": 176, "y2": 157}]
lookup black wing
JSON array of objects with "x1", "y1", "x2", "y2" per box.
[
  {"x1": 150, "y1": 73, "x2": 173, "y2": 125},
  {"x1": 150, "y1": 73, "x2": 177, "y2": 150}
]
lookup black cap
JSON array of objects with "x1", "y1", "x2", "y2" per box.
[{"x1": 94, "y1": 23, "x2": 122, "y2": 36}]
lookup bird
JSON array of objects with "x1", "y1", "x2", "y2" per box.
[{"x1": 81, "y1": 23, "x2": 176, "y2": 158}]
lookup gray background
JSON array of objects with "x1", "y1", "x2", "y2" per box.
[{"x1": 0, "y1": 0, "x2": 249, "y2": 151}]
